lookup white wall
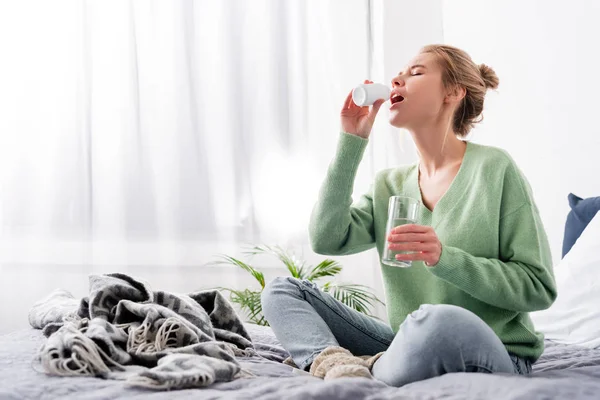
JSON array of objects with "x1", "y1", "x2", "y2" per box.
[{"x1": 442, "y1": 0, "x2": 600, "y2": 263}]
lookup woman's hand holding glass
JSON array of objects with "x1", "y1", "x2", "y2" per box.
[{"x1": 387, "y1": 224, "x2": 442, "y2": 267}]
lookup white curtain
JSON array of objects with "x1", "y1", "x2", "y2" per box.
[{"x1": 0, "y1": 0, "x2": 390, "y2": 268}]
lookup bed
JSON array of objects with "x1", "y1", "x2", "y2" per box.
[
  {"x1": 3, "y1": 195, "x2": 599, "y2": 400},
  {"x1": 2, "y1": 324, "x2": 600, "y2": 400}
]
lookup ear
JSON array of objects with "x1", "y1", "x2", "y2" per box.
[{"x1": 444, "y1": 85, "x2": 466, "y2": 104}]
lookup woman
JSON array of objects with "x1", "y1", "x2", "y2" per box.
[{"x1": 261, "y1": 44, "x2": 556, "y2": 387}]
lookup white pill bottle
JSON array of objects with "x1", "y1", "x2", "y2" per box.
[{"x1": 351, "y1": 83, "x2": 391, "y2": 106}]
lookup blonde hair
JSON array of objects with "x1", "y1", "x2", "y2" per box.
[{"x1": 420, "y1": 44, "x2": 499, "y2": 137}]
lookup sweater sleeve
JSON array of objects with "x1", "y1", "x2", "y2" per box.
[
  {"x1": 429, "y1": 200, "x2": 557, "y2": 312},
  {"x1": 309, "y1": 132, "x2": 376, "y2": 255}
]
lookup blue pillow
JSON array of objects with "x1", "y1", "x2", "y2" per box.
[{"x1": 562, "y1": 193, "x2": 600, "y2": 258}]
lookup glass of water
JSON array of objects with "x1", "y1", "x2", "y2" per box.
[{"x1": 381, "y1": 196, "x2": 420, "y2": 268}]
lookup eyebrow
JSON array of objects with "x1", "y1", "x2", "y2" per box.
[{"x1": 398, "y1": 64, "x2": 427, "y2": 75}]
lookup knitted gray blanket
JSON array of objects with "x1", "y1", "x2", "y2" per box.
[{"x1": 28, "y1": 273, "x2": 255, "y2": 390}]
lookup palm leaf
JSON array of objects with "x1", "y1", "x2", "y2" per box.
[
  {"x1": 242, "y1": 290, "x2": 267, "y2": 325},
  {"x1": 322, "y1": 282, "x2": 384, "y2": 317},
  {"x1": 211, "y1": 243, "x2": 383, "y2": 325},
  {"x1": 305, "y1": 259, "x2": 343, "y2": 281},
  {"x1": 210, "y1": 255, "x2": 265, "y2": 289},
  {"x1": 220, "y1": 287, "x2": 268, "y2": 326},
  {"x1": 244, "y1": 244, "x2": 308, "y2": 279}
]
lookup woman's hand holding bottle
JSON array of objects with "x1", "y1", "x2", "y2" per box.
[{"x1": 340, "y1": 80, "x2": 386, "y2": 139}]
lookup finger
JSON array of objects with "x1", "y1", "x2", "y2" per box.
[
  {"x1": 343, "y1": 90, "x2": 354, "y2": 109},
  {"x1": 388, "y1": 242, "x2": 437, "y2": 252},
  {"x1": 390, "y1": 224, "x2": 430, "y2": 235},
  {"x1": 387, "y1": 233, "x2": 424, "y2": 243},
  {"x1": 367, "y1": 99, "x2": 385, "y2": 124},
  {"x1": 373, "y1": 98, "x2": 385, "y2": 108},
  {"x1": 395, "y1": 252, "x2": 428, "y2": 262}
]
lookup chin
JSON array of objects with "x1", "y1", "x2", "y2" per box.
[{"x1": 388, "y1": 114, "x2": 409, "y2": 129}]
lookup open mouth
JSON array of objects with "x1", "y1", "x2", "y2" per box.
[{"x1": 390, "y1": 93, "x2": 405, "y2": 104}]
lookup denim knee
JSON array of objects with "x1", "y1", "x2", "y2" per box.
[
  {"x1": 408, "y1": 304, "x2": 479, "y2": 329},
  {"x1": 373, "y1": 304, "x2": 511, "y2": 386},
  {"x1": 402, "y1": 304, "x2": 485, "y2": 349},
  {"x1": 261, "y1": 277, "x2": 303, "y2": 317}
]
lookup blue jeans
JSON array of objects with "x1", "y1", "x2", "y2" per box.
[{"x1": 261, "y1": 277, "x2": 532, "y2": 387}]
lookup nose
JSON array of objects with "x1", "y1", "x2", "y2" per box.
[{"x1": 392, "y1": 76, "x2": 405, "y2": 88}]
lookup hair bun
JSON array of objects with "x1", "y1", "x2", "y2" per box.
[{"x1": 479, "y1": 64, "x2": 499, "y2": 90}]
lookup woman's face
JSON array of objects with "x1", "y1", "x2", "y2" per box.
[{"x1": 388, "y1": 52, "x2": 449, "y2": 130}]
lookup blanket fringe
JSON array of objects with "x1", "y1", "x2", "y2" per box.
[
  {"x1": 40, "y1": 326, "x2": 112, "y2": 376},
  {"x1": 128, "y1": 317, "x2": 182, "y2": 354},
  {"x1": 128, "y1": 320, "x2": 153, "y2": 354},
  {"x1": 154, "y1": 317, "x2": 181, "y2": 351}
]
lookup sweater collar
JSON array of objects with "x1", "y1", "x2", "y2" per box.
[{"x1": 412, "y1": 141, "x2": 475, "y2": 222}]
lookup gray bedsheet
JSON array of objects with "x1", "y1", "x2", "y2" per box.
[{"x1": 2, "y1": 324, "x2": 600, "y2": 399}]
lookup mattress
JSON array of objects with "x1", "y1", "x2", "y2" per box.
[{"x1": 1, "y1": 324, "x2": 600, "y2": 399}]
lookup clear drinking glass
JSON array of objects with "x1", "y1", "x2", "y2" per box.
[{"x1": 381, "y1": 196, "x2": 420, "y2": 268}]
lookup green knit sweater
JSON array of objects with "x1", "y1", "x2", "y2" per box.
[{"x1": 309, "y1": 132, "x2": 557, "y2": 361}]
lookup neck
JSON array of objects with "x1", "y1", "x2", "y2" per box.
[{"x1": 409, "y1": 120, "x2": 467, "y2": 178}]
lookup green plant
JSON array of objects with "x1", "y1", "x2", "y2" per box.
[{"x1": 211, "y1": 244, "x2": 384, "y2": 326}]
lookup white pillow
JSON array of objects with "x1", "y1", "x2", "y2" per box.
[{"x1": 530, "y1": 211, "x2": 600, "y2": 348}]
